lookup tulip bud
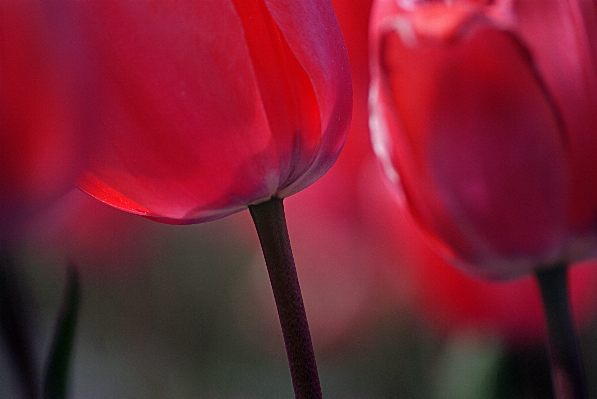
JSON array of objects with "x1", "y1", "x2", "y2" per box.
[
  {"x1": 369, "y1": 0, "x2": 597, "y2": 279},
  {"x1": 76, "y1": 0, "x2": 352, "y2": 224}
]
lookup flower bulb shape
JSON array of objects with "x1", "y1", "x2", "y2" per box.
[
  {"x1": 76, "y1": 0, "x2": 352, "y2": 224},
  {"x1": 369, "y1": 0, "x2": 597, "y2": 279}
]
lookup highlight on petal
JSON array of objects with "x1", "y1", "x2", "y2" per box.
[{"x1": 76, "y1": 0, "x2": 351, "y2": 223}]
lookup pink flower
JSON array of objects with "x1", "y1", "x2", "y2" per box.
[
  {"x1": 369, "y1": 0, "x2": 597, "y2": 279},
  {"x1": 76, "y1": 0, "x2": 351, "y2": 224}
]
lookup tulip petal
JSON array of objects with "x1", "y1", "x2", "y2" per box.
[
  {"x1": 78, "y1": 0, "x2": 351, "y2": 223},
  {"x1": 230, "y1": 0, "x2": 322, "y2": 191},
  {"x1": 373, "y1": 6, "x2": 568, "y2": 278},
  {"x1": 512, "y1": 0, "x2": 597, "y2": 236},
  {"x1": 78, "y1": 0, "x2": 284, "y2": 222},
  {"x1": 264, "y1": 0, "x2": 352, "y2": 197}
]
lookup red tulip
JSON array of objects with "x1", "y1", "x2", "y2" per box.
[
  {"x1": 76, "y1": 0, "x2": 352, "y2": 224},
  {"x1": 369, "y1": 0, "x2": 597, "y2": 279},
  {"x1": 1, "y1": 1, "x2": 87, "y2": 242},
  {"x1": 354, "y1": 143, "x2": 597, "y2": 346},
  {"x1": 232, "y1": 0, "x2": 412, "y2": 352}
]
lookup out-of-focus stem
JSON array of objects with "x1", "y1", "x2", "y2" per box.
[
  {"x1": 536, "y1": 264, "x2": 586, "y2": 399},
  {"x1": 249, "y1": 197, "x2": 322, "y2": 399},
  {"x1": 44, "y1": 264, "x2": 80, "y2": 399},
  {"x1": 0, "y1": 251, "x2": 38, "y2": 399}
]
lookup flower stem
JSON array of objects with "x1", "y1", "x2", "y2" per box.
[
  {"x1": 536, "y1": 264, "x2": 586, "y2": 399},
  {"x1": 44, "y1": 264, "x2": 80, "y2": 399},
  {"x1": 0, "y1": 251, "x2": 39, "y2": 399},
  {"x1": 249, "y1": 197, "x2": 322, "y2": 399}
]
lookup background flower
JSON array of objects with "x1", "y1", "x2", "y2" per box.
[
  {"x1": 4, "y1": 0, "x2": 597, "y2": 397},
  {"x1": 0, "y1": 0, "x2": 88, "y2": 242},
  {"x1": 369, "y1": 0, "x2": 597, "y2": 279}
]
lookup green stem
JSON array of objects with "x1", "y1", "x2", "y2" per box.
[
  {"x1": 249, "y1": 197, "x2": 322, "y2": 399},
  {"x1": 536, "y1": 264, "x2": 586, "y2": 399}
]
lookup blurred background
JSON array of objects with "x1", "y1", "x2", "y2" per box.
[
  {"x1": 5, "y1": 176, "x2": 597, "y2": 399},
  {"x1": 3, "y1": 0, "x2": 597, "y2": 397}
]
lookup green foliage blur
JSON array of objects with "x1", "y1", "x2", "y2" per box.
[{"x1": 2, "y1": 190, "x2": 597, "y2": 399}]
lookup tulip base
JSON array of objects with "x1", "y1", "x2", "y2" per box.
[
  {"x1": 249, "y1": 197, "x2": 322, "y2": 399},
  {"x1": 536, "y1": 265, "x2": 586, "y2": 399}
]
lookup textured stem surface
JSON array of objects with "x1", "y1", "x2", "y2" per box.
[
  {"x1": 536, "y1": 265, "x2": 586, "y2": 399},
  {"x1": 249, "y1": 197, "x2": 322, "y2": 399}
]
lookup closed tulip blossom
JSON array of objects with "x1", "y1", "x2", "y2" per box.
[
  {"x1": 78, "y1": 1, "x2": 351, "y2": 225},
  {"x1": 76, "y1": 1, "x2": 351, "y2": 398},
  {"x1": 369, "y1": 0, "x2": 597, "y2": 397},
  {"x1": 369, "y1": 0, "x2": 597, "y2": 280}
]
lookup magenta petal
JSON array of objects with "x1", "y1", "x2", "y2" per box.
[
  {"x1": 263, "y1": 0, "x2": 353, "y2": 197},
  {"x1": 371, "y1": 5, "x2": 568, "y2": 278},
  {"x1": 512, "y1": 0, "x2": 597, "y2": 234},
  {"x1": 77, "y1": 0, "x2": 351, "y2": 223},
  {"x1": 79, "y1": 0, "x2": 274, "y2": 222}
]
